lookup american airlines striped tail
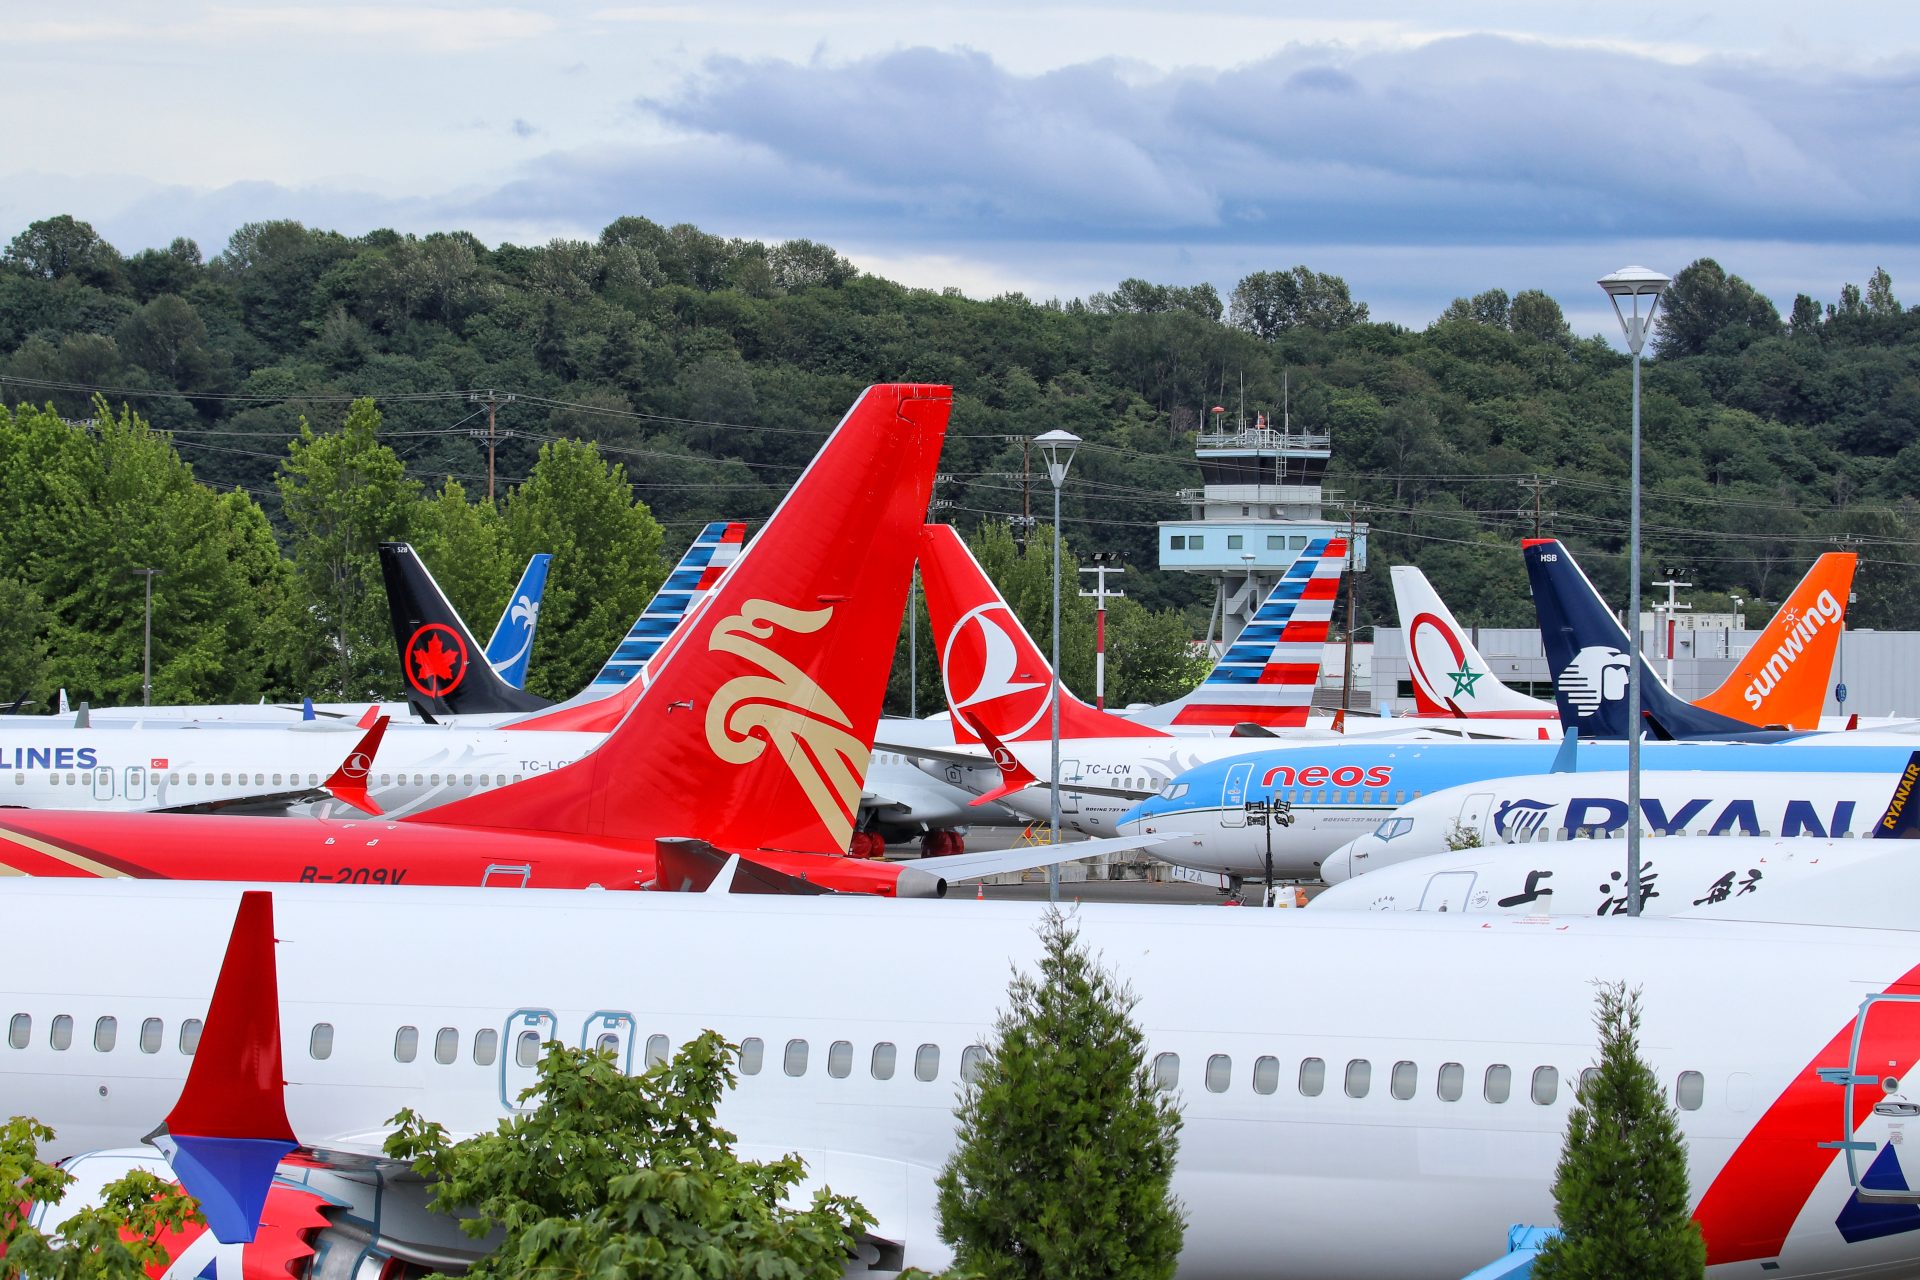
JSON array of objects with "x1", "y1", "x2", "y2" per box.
[
  {"x1": 587, "y1": 520, "x2": 747, "y2": 692},
  {"x1": 1136, "y1": 535, "x2": 1348, "y2": 728},
  {"x1": 1391, "y1": 564, "x2": 1556, "y2": 719}
]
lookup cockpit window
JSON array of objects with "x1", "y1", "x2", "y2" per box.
[
  {"x1": 1372, "y1": 817, "x2": 1414, "y2": 842},
  {"x1": 1157, "y1": 782, "x2": 1189, "y2": 801}
]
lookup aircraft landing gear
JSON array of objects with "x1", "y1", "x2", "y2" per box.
[{"x1": 919, "y1": 829, "x2": 965, "y2": 857}]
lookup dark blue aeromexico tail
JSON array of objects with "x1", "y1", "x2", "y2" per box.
[
  {"x1": 482, "y1": 553, "x2": 551, "y2": 688},
  {"x1": 380, "y1": 543, "x2": 552, "y2": 718},
  {"x1": 1521, "y1": 538, "x2": 1768, "y2": 742}
]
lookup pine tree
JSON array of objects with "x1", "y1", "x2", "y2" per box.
[
  {"x1": 1533, "y1": 982, "x2": 1706, "y2": 1280},
  {"x1": 936, "y1": 910, "x2": 1185, "y2": 1280}
]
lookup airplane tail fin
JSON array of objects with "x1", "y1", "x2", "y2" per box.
[
  {"x1": 380, "y1": 544, "x2": 552, "y2": 717},
  {"x1": 1872, "y1": 753, "x2": 1920, "y2": 838},
  {"x1": 412, "y1": 384, "x2": 951, "y2": 855},
  {"x1": 918, "y1": 523, "x2": 1166, "y2": 743},
  {"x1": 1392, "y1": 565, "x2": 1557, "y2": 718},
  {"x1": 1521, "y1": 538, "x2": 1756, "y2": 741},
  {"x1": 587, "y1": 520, "x2": 748, "y2": 694},
  {"x1": 482, "y1": 553, "x2": 552, "y2": 689},
  {"x1": 1133, "y1": 535, "x2": 1345, "y2": 728},
  {"x1": 1694, "y1": 552, "x2": 1856, "y2": 730}
]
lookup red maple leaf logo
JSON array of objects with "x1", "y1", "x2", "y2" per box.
[{"x1": 404, "y1": 624, "x2": 468, "y2": 697}]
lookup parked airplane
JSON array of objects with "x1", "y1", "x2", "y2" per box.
[
  {"x1": 1312, "y1": 754, "x2": 1920, "y2": 915},
  {"x1": 1392, "y1": 550, "x2": 1856, "y2": 732},
  {"x1": 1323, "y1": 764, "x2": 1908, "y2": 883},
  {"x1": 482, "y1": 553, "x2": 551, "y2": 688},
  {"x1": 14, "y1": 880, "x2": 1920, "y2": 1278}
]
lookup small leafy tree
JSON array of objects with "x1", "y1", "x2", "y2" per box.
[
  {"x1": 936, "y1": 909, "x2": 1185, "y2": 1279},
  {"x1": 386, "y1": 1031, "x2": 872, "y2": 1279},
  {"x1": 1, "y1": 1115, "x2": 202, "y2": 1279},
  {"x1": 1533, "y1": 983, "x2": 1706, "y2": 1280},
  {"x1": 1445, "y1": 821, "x2": 1484, "y2": 851}
]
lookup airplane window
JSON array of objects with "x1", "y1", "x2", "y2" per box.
[
  {"x1": 473, "y1": 1028, "x2": 498, "y2": 1066},
  {"x1": 272, "y1": 773, "x2": 283, "y2": 786},
  {"x1": 1299, "y1": 1057, "x2": 1325, "y2": 1097},
  {"x1": 1394, "y1": 790, "x2": 1406, "y2": 804},
  {"x1": 646, "y1": 1034, "x2": 669, "y2": 1066},
  {"x1": 310, "y1": 1023, "x2": 334, "y2": 1060},
  {"x1": 595, "y1": 1033, "x2": 619, "y2": 1057},
  {"x1": 10, "y1": 773, "x2": 19, "y2": 785},
  {"x1": 512, "y1": 775, "x2": 524, "y2": 784},
  {"x1": 1582, "y1": 1067, "x2": 1601, "y2": 1093},
  {"x1": 50, "y1": 1015, "x2": 73, "y2": 1051},
  {"x1": 1391, "y1": 1061, "x2": 1417, "y2": 1100},
  {"x1": 1345, "y1": 1059, "x2": 1372, "y2": 1099},
  {"x1": 65, "y1": 773, "x2": 76, "y2": 785},
  {"x1": 1532, "y1": 1066, "x2": 1559, "y2": 1105},
  {"x1": 1676, "y1": 1070, "x2": 1705, "y2": 1111},
  {"x1": 739, "y1": 1037, "x2": 764, "y2": 1075},
  {"x1": 1484, "y1": 1064, "x2": 1512, "y2": 1103},
  {"x1": 180, "y1": 1018, "x2": 202, "y2": 1055},
  {"x1": 308, "y1": 773, "x2": 319, "y2": 786},
  {"x1": 871, "y1": 1042, "x2": 897, "y2": 1080},
  {"x1": 828, "y1": 1041, "x2": 853, "y2": 1079},
  {"x1": 436, "y1": 1028, "x2": 459, "y2": 1064},
  {"x1": 395, "y1": 1026, "x2": 419, "y2": 1063},
  {"x1": 916, "y1": 1044, "x2": 941, "y2": 1082},
  {"x1": 186, "y1": 773, "x2": 197, "y2": 786},
  {"x1": 480, "y1": 774, "x2": 490, "y2": 787},
  {"x1": 93, "y1": 1017, "x2": 117, "y2": 1052},
  {"x1": 1252, "y1": 1055, "x2": 1279, "y2": 1095},
  {"x1": 7, "y1": 1014, "x2": 27, "y2": 1050},
  {"x1": 515, "y1": 1030, "x2": 540, "y2": 1067},
  {"x1": 1152, "y1": 1053, "x2": 1179, "y2": 1092},
  {"x1": 168, "y1": 772, "x2": 178, "y2": 785},
  {"x1": 1205, "y1": 1054, "x2": 1232, "y2": 1094},
  {"x1": 463, "y1": 774, "x2": 474, "y2": 787},
  {"x1": 1437, "y1": 1062, "x2": 1464, "y2": 1102},
  {"x1": 961, "y1": 1045, "x2": 987, "y2": 1083},
  {"x1": 1158, "y1": 783, "x2": 1189, "y2": 801},
  {"x1": 221, "y1": 773, "x2": 232, "y2": 786},
  {"x1": 48, "y1": 773, "x2": 58, "y2": 786},
  {"x1": 1372, "y1": 818, "x2": 1413, "y2": 842},
  {"x1": 784, "y1": 1039, "x2": 809, "y2": 1077},
  {"x1": 414, "y1": 775, "x2": 424, "y2": 787}
]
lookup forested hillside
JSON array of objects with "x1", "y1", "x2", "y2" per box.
[{"x1": 1, "y1": 213, "x2": 1915, "y2": 711}]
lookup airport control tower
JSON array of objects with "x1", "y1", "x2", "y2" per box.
[{"x1": 1160, "y1": 410, "x2": 1368, "y2": 654}]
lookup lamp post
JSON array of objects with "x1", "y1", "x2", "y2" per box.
[
  {"x1": 1035, "y1": 429, "x2": 1081, "y2": 903},
  {"x1": 1243, "y1": 797, "x2": 1295, "y2": 906},
  {"x1": 1598, "y1": 265, "x2": 1671, "y2": 918},
  {"x1": 131, "y1": 568, "x2": 161, "y2": 706}
]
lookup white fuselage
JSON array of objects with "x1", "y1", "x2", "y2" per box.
[
  {"x1": 6, "y1": 880, "x2": 1920, "y2": 1278},
  {"x1": 1324, "y1": 769, "x2": 1904, "y2": 883}
]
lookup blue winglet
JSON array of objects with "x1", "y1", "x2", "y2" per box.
[
  {"x1": 158, "y1": 1133, "x2": 297, "y2": 1243},
  {"x1": 301, "y1": 697, "x2": 315, "y2": 721},
  {"x1": 1549, "y1": 727, "x2": 1578, "y2": 774}
]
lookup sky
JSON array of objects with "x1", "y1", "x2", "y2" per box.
[{"x1": 8, "y1": 1, "x2": 1920, "y2": 335}]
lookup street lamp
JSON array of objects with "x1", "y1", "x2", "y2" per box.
[
  {"x1": 1244, "y1": 797, "x2": 1296, "y2": 906},
  {"x1": 1598, "y1": 264, "x2": 1671, "y2": 918},
  {"x1": 130, "y1": 568, "x2": 161, "y2": 706},
  {"x1": 1036, "y1": 428, "x2": 1081, "y2": 903}
]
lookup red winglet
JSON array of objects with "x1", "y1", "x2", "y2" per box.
[
  {"x1": 356, "y1": 705, "x2": 379, "y2": 729},
  {"x1": 962, "y1": 713, "x2": 1040, "y2": 807},
  {"x1": 165, "y1": 891, "x2": 293, "y2": 1143},
  {"x1": 322, "y1": 716, "x2": 388, "y2": 816}
]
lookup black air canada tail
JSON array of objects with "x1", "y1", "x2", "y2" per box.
[{"x1": 380, "y1": 543, "x2": 552, "y2": 718}]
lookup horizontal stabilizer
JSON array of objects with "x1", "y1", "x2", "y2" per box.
[
  {"x1": 655, "y1": 837, "x2": 830, "y2": 895},
  {"x1": 914, "y1": 832, "x2": 1193, "y2": 888}
]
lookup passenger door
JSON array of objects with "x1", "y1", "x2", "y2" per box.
[
  {"x1": 500, "y1": 1008, "x2": 558, "y2": 1109},
  {"x1": 1219, "y1": 762, "x2": 1253, "y2": 827},
  {"x1": 122, "y1": 766, "x2": 146, "y2": 803},
  {"x1": 1825, "y1": 993, "x2": 1920, "y2": 1207},
  {"x1": 1455, "y1": 792, "x2": 1495, "y2": 840},
  {"x1": 1419, "y1": 871, "x2": 1477, "y2": 913}
]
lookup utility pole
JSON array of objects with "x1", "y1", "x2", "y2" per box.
[
  {"x1": 1516, "y1": 474, "x2": 1556, "y2": 538},
  {"x1": 1079, "y1": 554, "x2": 1126, "y2": 709},
  {"x1": 469, "y1": 390, "x2": 516, "y2": 502},
  {"x1": 131, "y1": 568, "x2": 160, "y2": 706},
  {"x1": 1650, "y1": 569, "x2": 1692, "y2": 685},
  {"x1": 1341, "y1": 504, "x2": 1361, "y2": 711},
  {"x1": 1832, "y1": 534, "x2": 1863, "y2": 712}
]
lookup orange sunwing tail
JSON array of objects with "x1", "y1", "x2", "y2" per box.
[{"x1": 1695, "y1": 552, "x2": 1856, "y2": 730}]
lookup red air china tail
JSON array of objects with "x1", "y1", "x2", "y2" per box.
[
  {"x1": 919, "y1": 523, "x2": 1166, "y2": 743},
  {"x1": 413, "y1": 384, "x2": 952, "y2": 853}
]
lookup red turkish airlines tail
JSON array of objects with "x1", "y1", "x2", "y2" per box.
[
  {"x1": 411, "y1": 384, "x2": 951, "y2": 855},
  {"x1": 919, "y1": 523, "x2": 1166, "y2": 743}
]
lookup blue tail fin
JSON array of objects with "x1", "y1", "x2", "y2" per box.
[
  {"x1": 1521, "y1": 538, "x2": 1756, "y2": 741},
  {"x1": 483, "y1": 553, "x2": 552, "y2": 689},
  {"x1": 1873, "y1": 753, "x2": 1920, "y2": 838},
  {"x1": 587, "y1": 521, "x2": 747, "y2": 691}
]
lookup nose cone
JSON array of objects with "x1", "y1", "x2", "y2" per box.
[
  {"x1": 1117, "y1": 798, "x2": 1152, "y2": 835},
  {"x1": 1322, "y1": 839, "x2": 1363, "y2": 884}
]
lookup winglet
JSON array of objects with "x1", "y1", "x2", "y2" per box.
[
  {"x1": 963, "y1": 713, "x2": 1041, "y2": 807},
  {"x1": 301, "y1": 697, "x2": 315, "y2": 722},
  {"x1": 149, "y1": 891, "x2": 295, "y2": 1243},
  {"x1": 1873, "y1": 753, "x2": 1920, "y2": 839},
  {"x1": 1549, "y1": 726, "x2": 1579, "y2": 774},
  {"x1": 321, "y1": 716, "x2": 388, "y2": 816}
]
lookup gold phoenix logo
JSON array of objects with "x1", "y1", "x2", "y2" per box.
[{"x1": 705, "y1": 600, "x2": 869, "y2": 850}]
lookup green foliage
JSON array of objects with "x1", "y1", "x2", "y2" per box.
[
  {"x1": 1229, "y1": 266, "x2": 1369, "y2": 337},
  {"x1": 0, "y1": 1115, "x2": 203, "y2": 1280},
  {"x1": 1533, "y1": 983, "x2": 1706, "y2": 1280},
  {"x1": 936, "y1": 910, "x2": 1185, "y2": 1280},
  {"x1": 503, "y1": 438, "x2": 666, "y2": 699},
  {"x1": 411, "y1": 477, "x2": 514, "y2": 640},
  {"x1": 1444, "y1": 821, "x2": 1483, "y2": 851},
  {"x1": 1654, "y1": 258, "x2": 1781, "y2": 358},
  {"x1": 385, "y1": 1032, "x2": 874, "y2": 1280}
]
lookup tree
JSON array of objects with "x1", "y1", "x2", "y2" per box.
[
  {"x1": 385, "y1": 1033, "x2": 873, "y2": 1280},
  {"x1": 1228, "y1": 266, "x2": 1368, "y2": 338},
  {"x1": 4, "y1": 216, "x2": 124, "y2": 288},
  {"x1": 936, "y1": 910, "x2": 1185, "y2": 1279},
  {"x1": 276, "y1": 397, "x2": 420, "y2": 696},
  {"x1": 1533, "y1": 983, "x2": 1706, "y2": 1280},
  {"x1": 1653, "y1": 259, "x2": 1781, "y2": 358},
  {"x1": 503, "y1": 438, "x2": 666, "y2": 700},
  {"x1": 1867, "y1": 266, "x2": 1901, "y2": 317},
  {"x1": 1, "y1": 1115, "x2": 202, "y2": 1279},
  {"x1": 410, "y1": 478, "x2": 513, "y2": 639}
]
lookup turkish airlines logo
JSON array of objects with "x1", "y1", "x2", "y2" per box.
[
  {"x1": 405, "y1": 624, "x2": 469, "y2": 698},
  {"x1": 1559, "y1": 646, "x2": 1629, "y2": 718},
  {"x1": 341, "y1": 752, "x2": 373, "y2": 781},
  {"x1": 942, "y1": 603, "x2": 1050, "y2": 740},
  {"x1": 1744, "y1": 588, "x2": 1844, "y2": 711},
  {"x1": 705, "y1": 599, "x2": 870, "y2": 850}
]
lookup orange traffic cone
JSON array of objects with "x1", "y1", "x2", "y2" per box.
[{"x1": 975, "y1": 882, "x2": 985, "y2": 900}]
